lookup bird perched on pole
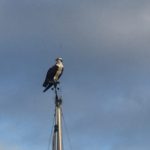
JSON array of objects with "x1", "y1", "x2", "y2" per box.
[{"x1": 43, "y1": 58, "x2": 64, "y2": 92}]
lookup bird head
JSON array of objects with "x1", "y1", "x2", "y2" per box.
[{"x1": 56, "y1": 57, "x2": 63, "y2": 62}]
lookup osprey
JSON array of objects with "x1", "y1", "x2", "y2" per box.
[{"x1": 43, "y1": 58, "x2": 64, "y2": 92}]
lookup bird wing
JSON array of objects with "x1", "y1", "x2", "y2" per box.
[
  {"x1": 47, "y1": 65, "x2": 59, "y2": 80},
  {"x1": 43, "y1": 65, "x2": 59, "y2": 87}
]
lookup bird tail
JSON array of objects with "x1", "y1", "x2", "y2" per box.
[
  {"x1": 43, "y1": 83, "x2": 53, "y2": 92},
  {"x1": 43, "y1": 78, "x2": 50, "y2": 87}
]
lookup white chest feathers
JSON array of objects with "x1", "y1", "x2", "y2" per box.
[{"x1": 54, "y1": 62, "x2": 64, "y2": 81}]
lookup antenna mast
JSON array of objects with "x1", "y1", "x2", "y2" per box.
[{"x1": 52, "y1": 83, "x2": 63, "y2": 150}]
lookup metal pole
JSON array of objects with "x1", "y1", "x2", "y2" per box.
[
  {"x1": 49, "y1": 82, "x2": 63, "y2": 150},
  {"x1": 55, "y1": 88, "x2": 63, "y2": 150},
  {"x1": 56, "y1": 103, "x2": 63, "y2": 150},
  {"x1": 52, "y1": 108, "x2": 58, "y2": 150}
]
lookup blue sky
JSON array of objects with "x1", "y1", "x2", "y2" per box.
[{"x1": 0, "y1": 0, "x2": 150, "y2": 150}]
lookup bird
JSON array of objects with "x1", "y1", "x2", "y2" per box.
[{"x1": 43, "y1": 58, "x2": 64, "y2": 92}]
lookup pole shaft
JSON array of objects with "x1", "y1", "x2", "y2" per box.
[
  {"x1": 52, "y1": 108, "x2": 57, "y2": 150},
  {"x1": 56, "y1": 105, "x2": 63, "y2": 150}
]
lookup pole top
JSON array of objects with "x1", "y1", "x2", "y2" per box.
[{"x1": 55, "y1": 97, "x2": 62, "y2": 106}]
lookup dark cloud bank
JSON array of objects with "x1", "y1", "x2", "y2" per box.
[{"x1": 0, "y1": 0, "x2": 150, "y2": 150}]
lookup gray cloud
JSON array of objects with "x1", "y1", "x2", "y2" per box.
[{"x1": 0, "y1": 0, "x2": 150, "y2": 150}]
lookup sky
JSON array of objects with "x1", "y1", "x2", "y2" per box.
[{"x1": 0, "y1": 0, "x2": 150, "y2": 150}]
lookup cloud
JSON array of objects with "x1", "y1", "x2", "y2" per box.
[{"x1": 0, "y1": 0, "x2": 150, "y2": 150}]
